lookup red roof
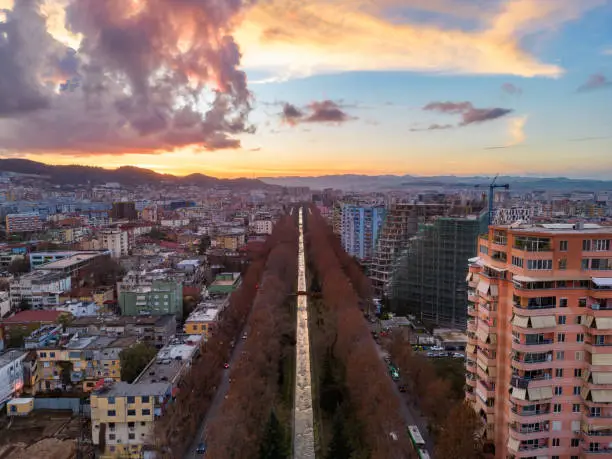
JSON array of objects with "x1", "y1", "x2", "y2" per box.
[{"x1": 2, "y1": 310, "x2": 65, "y2": 324}]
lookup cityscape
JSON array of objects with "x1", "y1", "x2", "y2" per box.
[{"x1": 1, "y1": 1, "x2": 612, "y2": 459}]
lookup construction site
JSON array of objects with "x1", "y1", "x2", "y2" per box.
[{"x1": 388, "y1": 204, "x2": 487, "y2": 328}]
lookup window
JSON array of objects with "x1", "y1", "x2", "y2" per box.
[
  {"x1": 575, "y1": 369, "x2": 582, "y2": 378},
  {"x1": 480, "y1": 245, "x2": 488, "y2": 255},
  {"x1": 109, "y1": 434, "x2": 116, "y2": 440},
  {"x1": 556, "y1": 351, "x2": 565, "y2": 360},
  {"x1": 582, "y1": 259, "x2": 589, "y2": 270},
  {"x1": 571, "y1": 438, "x2": 580, "y2": 447},
  {"x1": 107, "y1": 410, "x2": 116, "y2": 416},
  {"x1": 49, "y1": 352, "x2": 55, "y2": 358},
  {"x1": 552, "y1": 438, "x2": 560, "y2": 447},
  {"x1": 127, "y1": 396, "x2": 135, "y2": 404},
  {"x1": 557, "y1": 333, "x2": 566, "y2": 343},
  {"x1": 593, "y1": 239, "x2": 611, "y2": 251},
  {"x1": 127, "y1": 409, "x2": 136, "y2": 416},
  {"x1": 554, "y1": 403, "x2": 562, "y2": 413},
  {"x1": 577, "y1": 333, "x2": 585, "y2": 343},
  {"x1": 556, "y1": 368, "x2": 564, "y2": 377},
  {"x1": 576, "y1": 351, "x2": 584, "y2": 361},
  {"x1": 583, "y1": 239, "x2": 591, "y2": 251},
  {"x1": 558, "y1": 315, "x2": 566, "y2": 325},
  {"x1": 579, "y1": 298, "x2": 587, "y2": 307},
  {"x1": 574, "y1": 386, "x2": 581, "y2": 395},
  {"x1": 596, "y1": 335, "x2": 605, "y2": 345},
  {"x1": 552, "y1": 421, "x2": 562, "y2": 431},
  {"x1": 109, "y1": 423, "x2": 115, "y2": 430},
  {"x1": 512, "y1": 256, "x2": 523, "y2": 268},
  {"x1": 591, "y1": 407, "x2": 601, "y2": 417},
  {"x1": 141, "y1": 396, "x2": 150, "y2": 403},
  {"x1": 555, "y1": 386, "x2": 563, "y2": 395},
  {"x1": 558, "y1": 258, "x2": 567, "y2": 270},
  {"x1": 527, "y1": 259, "x2": 553, "y2": 270},
  {"x1": 560, "y1": 298, "x2": 568, "y2": 308},
  {"x1": 560, "y1": 240, "x2": 568, "y2": 251},
  {"x1": 142, "y1": 409, "x2": 151, "y2": 416},
  {"x1": 572, "y1": 404, "x2": 581, "y2": 413},
  {"x1": 575, "y1": 315, "x2": 582, "y2": 325},
  {"x1": 128, "y1": 433, "x2": 136, "y2": 440},
  {"x1": 128, "y1": 422, "x2": 135, "y2": 428},
  {"x1": 590, "y1": 258, "x2": 612, "y2": 270},
  {"x1": 108, "y1": 397, "x2": 115, "y2": 404}
]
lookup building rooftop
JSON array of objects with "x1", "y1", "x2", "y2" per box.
[
  {"x1": 0, "y1": 349, "x2": 27, "y2": 368},
  {"x1": 69, "y1": 314, "x2": 175, "y2": 328},
  {"x1": 35, "y1": 251, "x2": 109, "y2": 270},
  {"x1": 185, "y1": 307, "x2": 220, "y2": 323},
  {"x1": 2, "y1": 310, "x2": 65, "y2": 324},
  {"x1": 498, "y1": 222, "x2": 612, "y2": 234},
  {"x1": 94, "y1": 381, "x2": 171, "y2": 398},
  {"x1": 134, "y1": 336, "x2": 201, "y2": 385},
  {"x1": 14, "y1": 270, "x2": 70, "y2": 283}
]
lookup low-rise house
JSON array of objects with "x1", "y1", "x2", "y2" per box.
[
  {"x1": 183, "y1": 299, "x2": 226, "y2": 339},
  {"x1": 117, "y1": 270, "x2": 184, "y2": 318},
  {"x1": 9, "y1": 270, "x2": 72, "y2": 308},
  {"x1": 207, "y1": 272, "x2": 241, "y2": 298},
  {"x1": 1, "y1": 310, "x2": 67, "y2": 344}
]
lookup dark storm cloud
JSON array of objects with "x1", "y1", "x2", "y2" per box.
[
  {"x1": 280, "y1": 100, "x2": 356, "y2": 126},
  {"x1": 0, "y1": 0, "x2": 256, "y2": 155},
  {"x1": 422, "y1": 101, "x2": 512, "y2": 128},
  {"x1": 577, "y1": 73, "x2": 612, "y2": 92},
  {"x1": 501, "y1": 82, "x2": 522, "y2": 95}
]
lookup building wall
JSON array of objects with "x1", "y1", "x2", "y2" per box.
[
  {"x1": 118, "y1": 280, "x2": 183, "y2": 318},
  {"x1": 0, "y1": 351, "x2": 26, "y2": 406},
  {"x1": 101, "y1": 230, "x2": 129, "y2": 258},
  {"x1": 339, "y1": 204, "x2": 385, "y2": 260},
  {"x1": 465, "y1": 225, "x2": 612, "y2": 458}
]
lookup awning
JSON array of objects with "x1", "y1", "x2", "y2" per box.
[
  {"x1": 593, "y1": 277, "x2": 612, "y2": 288},
  {"x1": 586, "y1": 423, "x2": 611, "y2": 432},
  {"x1": 477, "y1": 358, "x2": 488, "y2": 372},
  {"x1": 514, "y1": 274, "x2": 591, "y2": 282},
  {"x1": 591, "y1": 390, "x2": 612, "y2": 403},
  {"x1": 507, "y1": 437, "x2": 520, "y2": 452},
  {"x1": 466, "y1": 272, "x2": 473, "y2": 282},
  {"x1": 468, "y1": 256, "x2": 480, "y2": 263},
  {"x1": 512, "y1": 315, "x2": 530, "y2": 328},
  {"x1": 485, "y1": 264, "x2": 508, "y2": 272},
  {"x1": 510, "y1": 387, "x2": 527, "y2": 400},
  {"x1": 585, "y1": 315, "x2": 595, "y2": 328},
  {"x1": 528, "y1": 386, "x2": 553, "y2": 401},
  {"x1": 476, "y1": 328, "x2": 489, "y2": 343},
  {"x1": 490, "y1": 284, "x2": 499, "y2": 297},
  {"x1": 595, "y1": 318, "x2": 612, "y2": 330},
  {"x1": 593, "y1": 354, "x2": 612, "y2": 366},
  {"x1": 530, "y1": 316, "x2": 557, "y2": 329},
  {"x1": 593, "y1": 372, "x2": 612, "y2": 385},
  {"x1": 477, "y1": 280, "x2": 490, "y2": 296},
  {"x1": 466, "y1": 344, "x2": 475, "y2": 354}
]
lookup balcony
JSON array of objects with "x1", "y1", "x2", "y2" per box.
[
  {"x1": 511, "y1": 405, "x2": 551, "y2": 417},
  {"x1": 510, "y1": 373, "x2": 553, "y2": 389},
  {"x1": 509, "y1": 422, "x2": 550, "y2": 441},
  {"x1": 582, "y1": 447, "x2": 612, "y2": 456}
]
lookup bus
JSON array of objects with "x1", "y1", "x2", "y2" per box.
[{"x1": 407, "y1": 425, "x2": 431, "y2": 459}]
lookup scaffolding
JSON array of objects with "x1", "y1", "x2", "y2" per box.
[
  {"x1": 369, "y1": 203, "x2": 450, "y2": 297},
  {"x1": 389, "y1": 210, "x2": 488, "y2": 328}
]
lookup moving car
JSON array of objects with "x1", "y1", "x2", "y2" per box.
[
  {"x1": 196, "y1": 442, "x2": 207, "y2": 454},
  {"x1": 223, "y1": 362, "x2": 229, "y2": 369},
  {"x1": 242, "y1": 332, "x2": 248, "y2": 340}
]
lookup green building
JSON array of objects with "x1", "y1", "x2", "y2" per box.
[
  {"x1": 118, "y1": 274, "x2": 183, "y2": 318},
  {"x1": 207, "y1": 272, "x2": 241, "y2": 297},
  {"x1": 390, "y1": 211, "x2": 488, "y2": 328}
]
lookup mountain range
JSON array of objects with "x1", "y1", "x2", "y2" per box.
[
  {"x1": 0, "y1": 159, "x2": 272, "y2": 190},
  {"x1": 259, "y1": 174, "x2": 612, "y2": 192}
]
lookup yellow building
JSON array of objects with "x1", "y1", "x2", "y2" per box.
[
  {"x1": 214, "y1": 231, "x2": 246, "y2": 250},
  {"x1": 91, "y1": 381, "x2": 172, "y2": 458},
  {"x1": 183, "y1": 305, "x2": 220, "y2": 339},
  {"x1": 36, "y1": 335, "x2": 136, "y2": 393}
]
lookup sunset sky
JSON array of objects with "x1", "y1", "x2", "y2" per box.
[{"x1": 0, "y1": 0, "x2": 611, "y2": 178}]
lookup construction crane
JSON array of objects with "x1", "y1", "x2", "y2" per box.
[{"x1": 474, "y1": 174, "x2": 510, "y2": 226}]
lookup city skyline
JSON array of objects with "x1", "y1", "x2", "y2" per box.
[{"x1": 0, "y1": 0, "x2": 611, "y2": 178}]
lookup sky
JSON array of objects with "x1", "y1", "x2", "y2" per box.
[{"x1": 0, "y1": 0, "x2": 611, "y2": 179}]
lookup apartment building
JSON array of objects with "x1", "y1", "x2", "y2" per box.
[
  {"x1": 35, "y1": 334, "x2": 137, "y2": 392},
  {"x1": 100, "y1": 228, "x2": 130, "y2": 258},
  {"x1": 340, "y1": 203, "x2": 385, "y2": 261},
  {"x1": 117, "y1": 270, "x2": 184, "y2": 318},
  {"x1": 466, "y1": 222, "x2": 612, "y2": 458},
  {"x1": 252, "y1": 219, "x2": 273, "y2": 235},
  {"x1": 207, "y1": 272, "x2": 241, "y2": 297},
  {"x1": 0, "y1": 291, "x2": 9, "y2": 318},
  {"x1": 90, "y1": 381, "x2": 172, "y2": 458},
  {"x1": 9, "y1": 270, "x2": 72, "y2": 308},
  {"x1": 0, "y1": 349, "x2": 27, "y2": 407},
  {"x1": 184, "y1": 299, "x2": 226, "y2": 339},
  {"x1": 5, "y1": 212, "x2": 43, "y2": 234}
]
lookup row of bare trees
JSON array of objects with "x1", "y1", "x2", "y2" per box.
[
  {"x1": 387, "y1": 331, "x2": 487, "y2": 458},
  {"x1": 204, "y1": 215, "x2": 298, "y2": 458},
  {"x1": 305, "y1": 206, "x2": 415, "y2": 459},
  {"x1": 152, "y1": 216, "x2": 295, "y2": 457}
]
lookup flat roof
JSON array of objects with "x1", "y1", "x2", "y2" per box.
[
  {"x1": 8, "y1": 397, "x2": 33, "y2": 405},
  {"x1": 69, "y1": 314, "x2": 175, "y2": 328},
  {"x1": 186, "y1": 307, "x2": 220, "y2": 323},
  {"x1": 37, "y1": 252, "x2": 107, "y2": 270},
  {"x1": 499, "y1": 223, "x2": 612, "y2": 235},
  {"x1": 0, "y1": 349, "x2": 27, "y2": 367},
  {"x1": 2, "y1": 310, "x2": 64, "y2": 324},
  {"x1": 16, "y1": 270, "x2": 70, "y2": 283},
  {"x1": 135, "y1": 338, "x2": 200, "y2": 385},
  {"x1": 94, "y1": 381, "x2": 171, "y2": 398}
]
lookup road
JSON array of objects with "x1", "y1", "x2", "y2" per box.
[
  {"x1": 368, "y1": 323, "x2": 435, "y2": 455},
  {"x1": 183, "y1": 307, "x2": 257, "y2": 458}
]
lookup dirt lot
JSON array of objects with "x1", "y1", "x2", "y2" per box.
[{"x1": 0, "y1": 410, "x2": 90, "y2": 459}]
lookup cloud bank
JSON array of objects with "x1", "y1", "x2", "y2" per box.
[
  {"x1": 0, "y1": 0, "x2": 255, "y2": 156},
  {"x1": 423, "y1": 101, "x2": 513, "y2": 126}
]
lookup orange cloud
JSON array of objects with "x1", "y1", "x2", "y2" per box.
[{"x1": 237, "y1": 0, "x2": 605, "y2": 81}]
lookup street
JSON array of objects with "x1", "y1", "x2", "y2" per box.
[{"x1": 183, "y1": 307, "x2": 257, "y2": 458}]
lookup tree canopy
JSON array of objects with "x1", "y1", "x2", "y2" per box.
[{"x1": 119, "y1": 343, "x2": 158, "y2": 383}]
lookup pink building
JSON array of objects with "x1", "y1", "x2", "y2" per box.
[{"x1": 466, "y1": 223, "x2": 612, "y2": 458}]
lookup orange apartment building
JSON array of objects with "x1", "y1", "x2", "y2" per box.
[{"x1": 466, "y1": 223, "x2": 612, "y2": 459}]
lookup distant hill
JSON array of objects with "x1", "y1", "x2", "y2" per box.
[
  {"x1": 0, "y1": 159, "x2": 273, "y2": 189},
  {"x1": 260, "y1": 174, "x2": 612, "y2": 192}
]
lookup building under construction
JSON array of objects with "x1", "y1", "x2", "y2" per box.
[
  {"x1": 389, "y1": 208, "x2": 487, "y2": 328},
  {"x1": 369, "y1": 203, "x2": 451, "y2": 296}
]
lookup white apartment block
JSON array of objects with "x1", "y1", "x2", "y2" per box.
[
  {"x1": 0, "y1": 291, "x2": 10, "y2": 318},
  {"x1": 252, "y1": 219, "x2": 273, "y2": 235},
  {"x1": 492, "y1": 206, "x2": 535, "y2": 225},
  {"x1": 9, "y1": 270, "x2": 72, "y2": 308},
  {"x1": 0, "y1": 350, "x2": 27, "y2": 406},
  {"x1": 101, "y1": 229, "x2": 130, "y2": 258}
]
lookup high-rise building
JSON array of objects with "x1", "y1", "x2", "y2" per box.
[
  {"x1": 100, "y1": 228, "x2": 130, "y2": 258},
  {"x1": 5, "y1": 212, "x2": 42, "y2": 234},
  {"x1": 466, "y1": 222, "x2": 612, "y2": 458},
  {"x1": 339, "y1": 203, "x2": 385, "y2": 261},
  {"x1": 111, "y1": 202, "x2": 137, "y2": 221},
  {"x1": 390, "y1": 211, "x2": 488, "y2": 327}
]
